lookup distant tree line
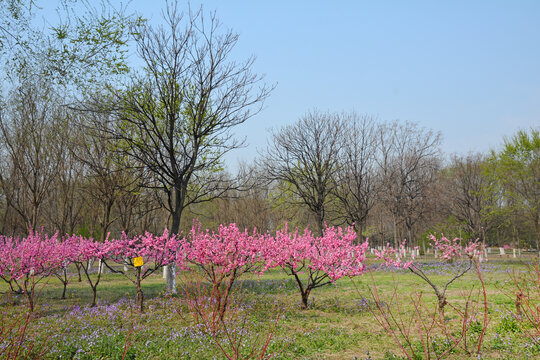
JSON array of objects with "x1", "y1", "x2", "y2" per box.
[
  {"x1": 259, "y1": 111, "x2": 538, "y2": 253},
  {"x1": 0, "y1": 1, "x2": 538, "y2": 253}
]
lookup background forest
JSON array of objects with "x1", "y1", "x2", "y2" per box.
[{"x1": 0, "y1": 0, "x2": 538, "y2": 254}]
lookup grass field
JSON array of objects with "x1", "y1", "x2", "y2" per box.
[{"x1": 1, "y1": 256, "x2": 539, "y2": 359}]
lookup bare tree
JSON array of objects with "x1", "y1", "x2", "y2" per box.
[
  {"x1": 377, "y1": 120, "x2": 441, "y2": 247},
  {"x1": 0, "y1": 0, "x2": 138, "y2": 235},
  {"x1": 262, "y1": 110, "x2": 346, "y2": 234},
  {"x1": 89, "y1": 2, "x2": 272, "y2": 292},
  {"x1": 75, "y1": 118, "x2": 142, "y2": 242},
  {"x1": 0, "y1": 80, "x2": 65, "y2": 233},
  {"x1": 42, "y1": 118, "x2": 86, "y2": 235},
  {"x1": 115, "y1": 185, "x2": 162, "y2": 236},
  {"x1": 446, "y1": 154, "x2": 495, "y2": 241},
  {"x1": 190, "y1": 163, "x2": 277, "y2": 232},
  {"x1": 334, "y1": 113, "x2": 379, "y2": 236},
  {"x1": 228, "y1": 165, "x2": 276, "y2": 232}
]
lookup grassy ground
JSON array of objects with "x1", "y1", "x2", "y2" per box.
[{"x1": 1, "y1": 256, "x2": 539, "y2": 359}]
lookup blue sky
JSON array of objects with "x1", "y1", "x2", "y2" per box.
[{"x1": 94, "y1": 1, "x2": 540, "y2": 165}]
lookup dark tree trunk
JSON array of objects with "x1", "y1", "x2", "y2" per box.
[
  {"x1": 136, "y1": 266, "x2": 144, "y2": 313},
  {"x1": 292, "y1": 270, "x2": 311, "y2": 310},
  {"x1": 82, "y1": 262, "x2": 101, "y2": 307},
  {"x1": 26, "y1": 291, "x2": 34, "y2": 312},
  {"x1": 75, "y1": 263, "x2": 82, "y2": 282},
  {"x1": 438, "y1": 294, "x2": 447, "y2": 317},
  {"x1": 24, "y1": 276, "x2": 35, "y2": 312},
  {"x1": 61, "y1": 277, "x2": 67, "y2": 300},
  {"x1": 217, "y1": 271, "x2": 237, "y2": 321},
  {"x1": 300, "y1": 290, "x2": 311, "y2": 310},
  {"x1": 100, "y1": 199, "x2": 114, "y2": 243},
  {"x1": 315, "y1": 211, "x2": 324, "y2": 236}
]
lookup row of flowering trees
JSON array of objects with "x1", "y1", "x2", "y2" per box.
[{"x1": 0, "y1": 223, "x2": 369, "y2": 312}]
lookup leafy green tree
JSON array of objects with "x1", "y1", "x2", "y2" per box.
[
  {"x1": 445, "y1": 154, "x2": 497, "y2": 242},
  {"x1": 487, "y1": 129, "x2": 540, "y2": 253},
  {"x1": 0, "y1": 0, "x2": 139, "y2": 91}
]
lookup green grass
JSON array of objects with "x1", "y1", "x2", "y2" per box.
[{"x1": 1, "y1": 258, "x2": 539, "y2": 359}]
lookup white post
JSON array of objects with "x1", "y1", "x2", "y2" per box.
[
  {"x1": 163, "y1": 265, "x2": 168, "y2": 279},
  {"x1": 165, "y1": 264, "x2": 177, "y2": 294},
  {"x1": 499, "y1": 247, "x2": 505, "y2": 256},
  {"x1": 513, "y1": 248, "x2": 516, "y2": 258}
]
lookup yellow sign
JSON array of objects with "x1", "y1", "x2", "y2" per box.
[{"x1": 133, "y1": 257, "x2": 144, "y2": 267}]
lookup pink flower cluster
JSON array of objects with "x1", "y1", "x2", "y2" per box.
[
  {"x1": 429, "y1": 234, "x2": 481, "y2": 261},
  {"x1": 68, "y1": 235, "x2": 108, "y2": 264},
  {"x1": 0, "y1": 223, "x2": 370, "y2": 289},
  {"x1": 178, "y1": 222, "x2": 369, "y2": 283},
  {"x1": 267, "y1": 225, "x2": 369, "y2": 281},
  {"x1": 0, "y1": 231, "x2": 181, "y2": 285},
  {"x1": 374, "y1": 235, "x2": 482, "y2": 269},
  {"x1": 106, "y1": 229, "x2": 179, "y2": 268},
  {"x1": 373, "y1": 241, "x2": 415, "y2": 269},
  {"x1": 0, "y1": 231, "x2": 66, "y2": 281},
  {"x1": 180, "y1": 222, "x2": 273, "y2": 275}
]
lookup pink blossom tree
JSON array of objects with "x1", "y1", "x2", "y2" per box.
[
  {"x1": 178, "y1": 222, "x2": 273, "y2": 320},
  {"x1": 104, "y1": 229, "x2": 179, "y2": 312},
  {"x1": 0, "y1": 235, "x2": 24, "y2": 295},
  {"x1": 0, "y1": 231, "x2": 64, "y2": 311},
  {"x1": 53, "y1": 236, "x2": 82, "y2": 300},
  {"x1": 266, "y1": 225, "x2": 369, "y2": 309},
  {"x1": 68, "y1": 235, "x2": 108, "y2": 307}
]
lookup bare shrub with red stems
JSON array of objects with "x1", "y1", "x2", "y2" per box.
[
  {"x1": 177, "y1": 222, "x2": 276, "y2": 321},
  {"x1": 175, "y1": 270, "x2": 282, "y2": 360},
  {"x1": 355, "y1": 235, "x2": 488, "y2": 359},
  {"x1": 501, "y1": 260, "x2": 540, "y2": 343},
  {"x1": 0, "y1": 288, "x2": 67, "y2": 359}
]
